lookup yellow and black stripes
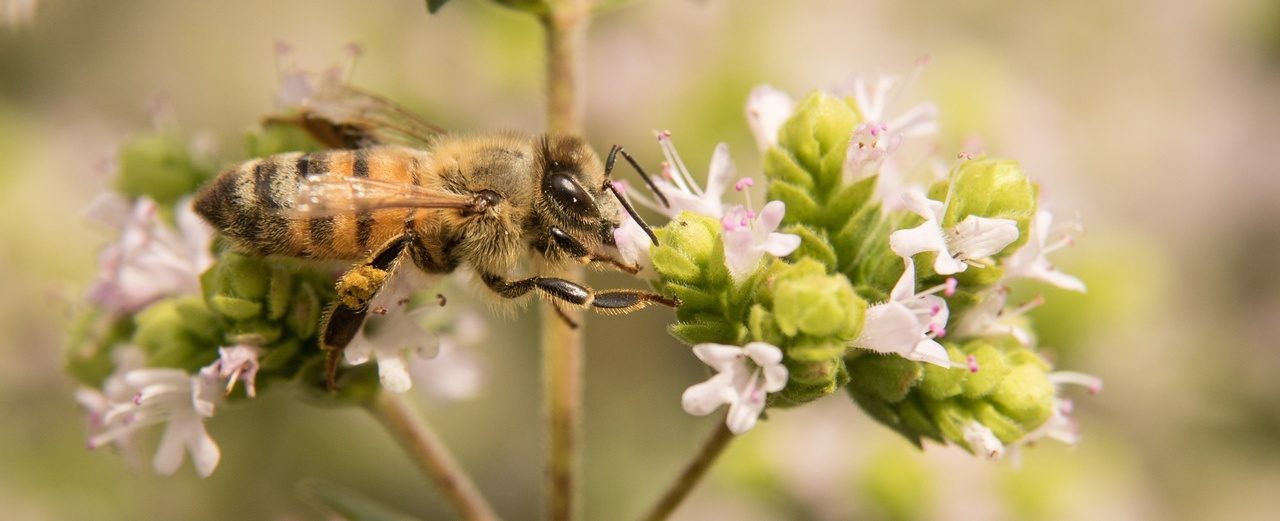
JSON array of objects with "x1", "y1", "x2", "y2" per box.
[{"x1": 194, "y1": 147, "x2": 432, "y2": 261}]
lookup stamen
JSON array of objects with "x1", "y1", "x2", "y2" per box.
[
  {"x1": 928, "y1": 323, "x2": 946, "y2": 338},
  {"x1": 966, "y1": 355, "x2": 980, "y2": 373},
  {"x1": 1009, "y1": 295, "x2": 1046, "y2": 317},
  {"x1": 655, "y1": 130, "x2": 701, "y2": 195},
  {"x1": 1048, "y1": 371, "x2": 1103, "y2": 395},
  {"x1": 918, "y1": 278, "x2": 958, "y2": 298},
  {"x1": 734, "y1": 178, "x2": 754, "y2": 191}
]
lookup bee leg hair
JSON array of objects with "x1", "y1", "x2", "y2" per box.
[
  {"x1": 320, "y1": 235, "x2": 410, "y2": 391},
  {"x1": 481, "y1": 273, "x2": 681, "y2": 315}
]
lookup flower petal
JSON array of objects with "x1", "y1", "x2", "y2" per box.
[
  {"x1": 853, "y1": 303, "x2": 921, "y2": 356},
  {"x1": 743, "y1": 342, "x2": 783, "y2": 366},
  {"x1": 725, "y1": 397, "x2": 765, "y2": 434},
  {"x1": 951, "y1": 215, "x2": 1019, "y2": 260},
  {"x1": 377, "y1": 355, "x2": 414, "y2": 393},
  {"x1": 681, "y1": 372, "x2": 734, "y2": 416},
  {"x1": 889, "y1": 221, "x2": 948, "y2": 259},
  {"x1": 703, "y1": 143, "x2": 735, "y2": 202},
  {"x1": 746, "y1": 85, "x2": 795, "y2": 150},
  {"x1": 759, "y1": 233, "x2": 801, "y2": 257},
  {"x1": 691, "y1": 343, "x2": 745, "y2": 372},
  {"x1": 907, "y1": 339, "x2": 951, "y2": 368}
]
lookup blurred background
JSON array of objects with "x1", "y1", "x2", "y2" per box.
[{"x1": 3, "y1": 0, "x2": 1279, "y2": 519}]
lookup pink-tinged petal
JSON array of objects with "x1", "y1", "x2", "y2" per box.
[
  {"x1": 760, "y1": 233, "x2": 801, "y2": 257},
  {"x1": 188, "y1": 423, "x2": 222, "y2": 477},
  {"x1": 725, "y1": 399, "x2": 764, "y2": 435},
  {"x1": 722, "y1": 228, "x2": 762, "y2": 280},
  {"x1": 951, "y1": 215, "x2": 1019, "y2": 260},
  {"x1": 853, "y1": 303, "x2": 920, "y2": 356},
  {"x1": 681, "y1": 373, "x2": 734, "y2": 416},
  {"x1": 1035, "y1": 269, "x2": 1087, "y2": 292},
  {"x1": 746, "y1": 85, "x2": 795, "y2": 150},
  {"x1": 84, "y1": 193, "x2": 132, "y2": 230},
  {"x1": 907, "y1": 339, "x2": 951, "y2": 368},
  {"x1": 151, "y1": 420, "x2": 188, "y2": 475},
  {"x1": 889, "y1": 222, "x2": 948, "y2": 259},
  {"x1": 756, "y1": 201, "x2": 787, "y2": 233},
  {"x1": 886, "y1": 102, "x2": 939, "y2": 138},
  {"x1": 692, "y1": 343, "x2": 746, "y2": 372},
  {"x1": 914, "y1": 294, "x2": 949, "y2": 332},
  {"x1": 703, "y1": 143, "x2": 735, "y2": 201}
]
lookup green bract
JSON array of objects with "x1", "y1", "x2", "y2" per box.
[{"x1": 115, "y1": 133, "x2": 213, "y2": 209}]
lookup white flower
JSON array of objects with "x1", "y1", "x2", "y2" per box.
[
  {"x1": 950, "y1": 288, "x2": 1038, "y2": 346},
  {"x1": 200, "y1": 344, "x2": 262, "y2": 398},
  {"x1": 344, "y1": 266, "x2": 440, "y2": 393},
  {"x1": 889, "y1": 190, "x2": 1019, "y2": 275},
  {"x1": 1002, "y1": 209, "x2": 1086, "y2": 292},
  {"x1": 745, "y1": 85, "x2": 796, "y2": 151},
  {"x1": 75, "y1": 346, "x2": 146, "y2": 464},
  {"x1": 682, "y1": 342, "x2": 789, "y2": 434},
  {"x1": 411, "y1": 310, "x2": 487, "y2": 402},
  {"x1": 86, "y1": 195, "x2": 214, "y2": 314},
  {"x1": 87, "y1": 368, "x2": 222, "y2": 477},
  {"x1": 851, "y1": 257, "x2": 954, "y2": 367},
  {"x1": 843, "y1": 71, "x2": 939, "y2": 143},
  {"x1": 611, "y1": 198, "x2": 655, "y2": 273},
  {"x1": 625, "y1": 132, "x2": 735, "y2": 220},
  {"x1": 720, "y1": 201, "x2": 801, "y2": 281},
  {"x1": 963, "y1": 422, "x2": 1005, "y2": 460}
]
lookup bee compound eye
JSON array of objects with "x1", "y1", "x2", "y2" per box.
[{"x1": 547, "y1": 172, "x2": 595, "y2": 216}]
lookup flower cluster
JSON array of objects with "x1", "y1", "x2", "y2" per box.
[{"x1": 636, "y1": 68, "x2": 1097, "y2": 460}]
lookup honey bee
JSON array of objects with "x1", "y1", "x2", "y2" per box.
[{"x1": 194, "y1": 84, "x2": 678, "y2": 389}]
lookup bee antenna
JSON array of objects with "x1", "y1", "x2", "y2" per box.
[
  {"x1": 606, "y1": 180, "x2": 660, "y2": 247},
  {"x1": 605, "y1": 145, "x2": 669, "y2": 208}
]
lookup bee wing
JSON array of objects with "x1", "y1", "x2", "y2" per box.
[
  {"x1": 272, "y1": 81, "x2": 447, "y2": 150},
  {"x1": 291, "y1": 174, "x2": 474, "y2": 216}
]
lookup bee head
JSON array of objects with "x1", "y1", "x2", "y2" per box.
[{"x1": 535, "y1": 134, "x2": 623, "y2": 249}]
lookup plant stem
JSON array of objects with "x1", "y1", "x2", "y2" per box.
[
  {"x1": 541, "y1": 2, "x2": 592, "y2": 521},
  {"x1": 367, "y1": 391, "x2": 499, "y2": 521},
  {"x1": 637, "y1": 420, "x2": 736, "y2": 521}
]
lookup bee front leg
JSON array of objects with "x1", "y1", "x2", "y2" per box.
[
  {"x1": 549, "y1": 226, "x2": 640, "y2": 275},
  {"x1": 320, "y1": 235, "x2": 410, "y2": 391},
  {"x1": 480, "y1": 273, "x2": 681, "y2": 315}
]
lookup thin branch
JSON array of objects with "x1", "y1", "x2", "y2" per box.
[
  {"x1": 637, "y1": 419, "x2": 736, "y2": 521},
  {"x1": 367, "y1": 391, "x2": 500, "y2": 521},
  {"x1": 541, "y1": 1, "x2": 593, "y2": 520}
]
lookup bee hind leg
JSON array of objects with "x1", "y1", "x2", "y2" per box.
[{"x1": 320, "y1": 235, "x2": 410, "y2": 391}]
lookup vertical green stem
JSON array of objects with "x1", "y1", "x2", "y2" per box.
[
  {"x1": 637, "y1": 420, "x2": 736, "y2": 521},
  {"x1": 541, "y1": 2, "x2": 592, "y2": 520},
  {"x1": 367, "y1": 391, "x2": 500, "y2": 521}
]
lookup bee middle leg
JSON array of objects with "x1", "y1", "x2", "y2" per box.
[
  {"x1": 320, "y1": 235, "x2": 410, "y2": 390},
  {"x1": 481, "y1": 273, "x2": 681, "y2": 315}
]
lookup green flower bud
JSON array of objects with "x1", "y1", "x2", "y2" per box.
[
  {"x1": 133, "y1": 297, "x2": 222, "y2": 372},
  {"x1": 115, "y1": 133, "x2": 211, "y2": 207},
  {"x1": 768, "y1": 259, "x2": 864, "y2": 339},
  {"x1": 938, "y1": 159, "x2": 1038, "y2": 257},
  {"x1": 200, "y1": 251, "x2": 336, "y2": 382},
  {"x1": 847, "y1": 336, "x2": 1065, "y2": 455}
]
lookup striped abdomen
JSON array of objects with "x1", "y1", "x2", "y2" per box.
[{"x1": 194, "y1": 146, "x2": 430, "y2": 260}]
